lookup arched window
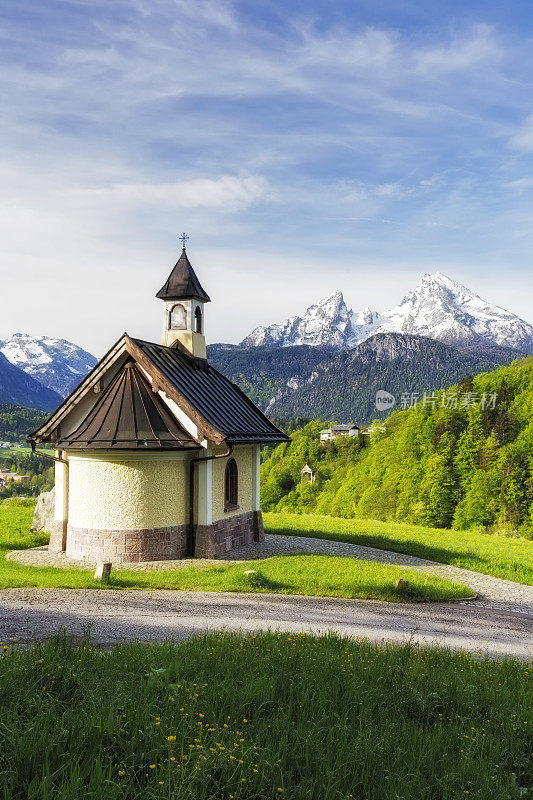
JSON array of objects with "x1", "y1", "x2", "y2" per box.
[
  {"x1": 169, "y1": 303, "x2": 186, "y2": 330},
  {"x1": 224, "y1": 458, "x2": 238, "y2": 510},
  {"x1": 194, "y1": 305, "x2": 203, "y2": 334}
]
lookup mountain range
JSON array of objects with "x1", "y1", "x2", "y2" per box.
[
  {"x1": 0, "y1": 334, "x2": 97, "y2": 398},
  {"x1": 242, "y1": 272, "x2": 533, "y2": 353},
  {"x1": 0, "y1": 351, "x2": 61, "y2": 412},
  {"x1": 0, "y1": 271, "x2": 530, "y2": 421},
  {"x1": 208, "y1": 334, "x2": 522, "y2": 422}
]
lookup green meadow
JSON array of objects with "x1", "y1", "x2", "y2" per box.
[
  {"x1": 265, "y1": 512, "x2": 533, "y2": 586},
  {"x1": 0, "y1": 503, "x2": 468, "y2": 601},
  {"x1": 0, "y1": 633, "x2": 531, "y2": 800}
]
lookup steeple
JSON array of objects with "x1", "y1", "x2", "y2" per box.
[{"x1": 156, "y1": 236, "x2": 210, "y2": 358}]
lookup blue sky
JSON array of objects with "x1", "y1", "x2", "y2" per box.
[{"x1": 2, "y1": 0, "x2": 533, "y2": 354}]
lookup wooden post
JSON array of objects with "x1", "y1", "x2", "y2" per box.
[{"x1": 94, "y1": 562, "x2": 112, "y2": 582}]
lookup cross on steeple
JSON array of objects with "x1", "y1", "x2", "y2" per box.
[{"x1": 179, "y1": 232, "x2": 189, "y2": 250}]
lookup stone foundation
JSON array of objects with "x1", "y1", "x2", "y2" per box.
[
  {"x1": 194, "y1": 510, "x2": 264, "y2": 558},
  {"x1": 49, "y1": 510, "x2": 264, "y2": 562},
  {"x1": 65, "y1": 524, "x2": 188, "y2": 563}
]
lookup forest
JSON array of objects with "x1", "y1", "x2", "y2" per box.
[
  {"x1": 0, "y1": 452, "x2": 54, "y2": 500},
  {"x1": 260, "y1": 357, "x2": 533, "y2": 538},
  {"x1": 0, "y1": 404, "x2": 48, "y2": 444}
]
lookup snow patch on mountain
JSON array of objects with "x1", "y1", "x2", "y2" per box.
[
  {"x1": 0, "y1": 334, "x2": 97, "y2": 398},
  {"x1": 242, "y1": 290, "x2": 363, "y2": 348},
  {"x1": 377, "y1": 272, "x2": 533, "y2": 350},
  {"x1": 240, "y1": 272, "x2": 533, "y2": 353}
]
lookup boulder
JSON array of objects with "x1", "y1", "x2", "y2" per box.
[{"x1": 32, "y1": 488, "x2": 55, "y2": 532}]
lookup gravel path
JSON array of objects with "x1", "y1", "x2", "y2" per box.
[
  {"x1": 4, "y1": 534, "x2": 532, "y2": 658},
  {"x1": 0, "y1": 589, "x2": 531, "y2": 659},
  {"x1": 8, "y1": 533, "x2": 533, "y2": 617}
]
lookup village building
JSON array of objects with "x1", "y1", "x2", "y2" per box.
[
  {"x1": 361, "y1": 424, "x2": 386, "y2": 436},
  {"x1": 0, "y1": 472, "x2": 30, "y2": 484},
  {"x1": 300, "y1": 463, "x2": 316, "y2": 484},
  {"x1": 319, "y1": 424, "x2": 359, "y2": 443},
  {"x1": 30, "y1": 241, "x2": 288, "y2": 562}
]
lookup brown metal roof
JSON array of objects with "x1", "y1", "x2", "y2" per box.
[
  {"x1": 57, "y1": 359, "x2": 200, "y2": 451},
  {"x1": 156, "y1": 249, "x2": 211, "y2": 302},
  {"x1": 130, "y1": 338, "x2": 289, "y2": 445}
]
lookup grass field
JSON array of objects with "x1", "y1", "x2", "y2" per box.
[
  {"x1": 0, "y1": 633, "x2": 531, "y2": 800},
  {"x1": 265, "y1": 513, "x2": 533, "y2": 586},
  {"x1": 0, "y1": 503, "x2": 468, "y2": 601},
  {"x1": 0, "y1": 446, "x2": 46, "y2": 456}
]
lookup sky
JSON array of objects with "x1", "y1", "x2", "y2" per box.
[{"x1": 2, "y1": 0, "x2": 533, "y2": 356}]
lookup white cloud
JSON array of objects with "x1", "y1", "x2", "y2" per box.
[
  {"x1": 509, "y1": 113, "x2": 533, "y2": 151},
  {"x1": 295, "y1": 26, "x2": 397, "y2": 74},
  {"x1": 505, "y1": 176, "x2": 533, "y2": 191},
  {"x1": 2, "y1": 4, "x2": 533, "y2": 356},
  {"x1": 130, "y1": 0, "x2": 239, "y2": 31},
  {"x1": 73, "y1": 175, "x2": 269, "y2": 211},
  {"x1": 415, "y1": 25, "x2": 501, "y2": 74}
]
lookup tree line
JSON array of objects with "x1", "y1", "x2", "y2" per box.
[{"x1": 260, "y1": 357, "x2": 533, "y2": 538}]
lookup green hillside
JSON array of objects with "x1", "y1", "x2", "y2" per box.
[
  {"x1": 0, "y1": 404, "x2": 48, "y2": 444},
  {"x1": 208, "y1": 335, "x2": 519, "y2": 422},
  {"x1": 207, "y1": 343, "x2": 336, "y2": 410},
  {"x1": 261, "y1": 357, "x2": 533, "y2": 536}
]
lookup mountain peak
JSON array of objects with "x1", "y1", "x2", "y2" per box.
[
  {"x1": 240, "y1": 290, "x2": 351, "y2": 348},
  {"x1": 321, "y1": 289, "x2": 344, "y2": 302},
  {"x1": 240, "y1": 272, "x2": 533, "y2": 353},
  {"x1": 0, "y1": 334, "x2": 97, "y2": 397}
]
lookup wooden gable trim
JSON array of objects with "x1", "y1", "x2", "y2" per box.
[
  {"x1": 31, "y1": 335, "x2": 130, "y2": 442},
  {"x1": 31, "y1": 333, "x2": 227, "y2": 447},
  {"x1": 123, "y1": 336, "x2": 226, "y2": 445}
]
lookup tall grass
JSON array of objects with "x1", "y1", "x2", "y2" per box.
[
  {"x1": 265, "y1": 512, "x2": 533, "y2": 586},
  {"x1": 0, "y1": 633, "x2": 530, "y2": 800}
]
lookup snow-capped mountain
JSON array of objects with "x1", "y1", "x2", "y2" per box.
[
  {"x1": 0, "y1": 334, "x2": 97, "y2": 398},
  {"x1": 0, "y1": 351, "x2": 62, "y2": 411},
  {"x1": 241, "y1": 290, "x2": 361, "y2": 348},
  {"x1": 241, "y1": 272, "x2": 533, "y2": 353},
  {"x1": 379, "y1": 272, "x2": 533, "y2": 350}
]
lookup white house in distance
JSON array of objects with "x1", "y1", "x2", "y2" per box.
[
  {"x1": 320, "y1": 424, "x2": 359, "y2": 443},
  {"x1": 30, "y1": 241, "x2": 288, "y2": 562}
]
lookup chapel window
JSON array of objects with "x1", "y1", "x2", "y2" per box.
[
  {"x1": 224, "y1": 458, "x2": 238, "y2": 510},
  {"x1": 169, "y1": 303, "x2": 186, "y2": 330},
  {"x1": 195, "y1": 305, "x2": 202, "y2": 334}
]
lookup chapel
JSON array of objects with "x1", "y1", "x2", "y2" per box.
[{"x1": 30, "y1": 241, "x2": 288, "y2": 561}]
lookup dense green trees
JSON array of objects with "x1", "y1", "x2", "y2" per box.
[
  {"x1": 0, "y1": 452, "x2": 54, "y2": 500},
  {"x1": 261, "y1": 358, "x2": 533, "y2": 537},
  {"x1": 0, "y1": 404, "x2": 48, "y2": 444}
]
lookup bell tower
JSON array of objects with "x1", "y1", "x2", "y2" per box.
[{"x1": 156, "y1": 235, "x2": 210, "y2": 359}]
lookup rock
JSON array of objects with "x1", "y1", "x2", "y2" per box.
[{"x1": 32, "y1": 488, "x2": 55, "y2": 532}]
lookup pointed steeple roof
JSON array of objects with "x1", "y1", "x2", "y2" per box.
[
  {"x1": 57, "y1": 359, "x2": 200, "y2": 450},
  {"x1": 156, "y1": 248, "x2": 211, "y2": 302}
]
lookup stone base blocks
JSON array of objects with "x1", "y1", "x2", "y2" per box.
[
  {"x1": 57, "y1": 511, "x2": 264, "y2": 563},
  {"x1": 195, "y1": 510, "x2": 264, "y2": 558},
  {"x1": 65, "y1": 524, "x2": 188, "y2": 563}
]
